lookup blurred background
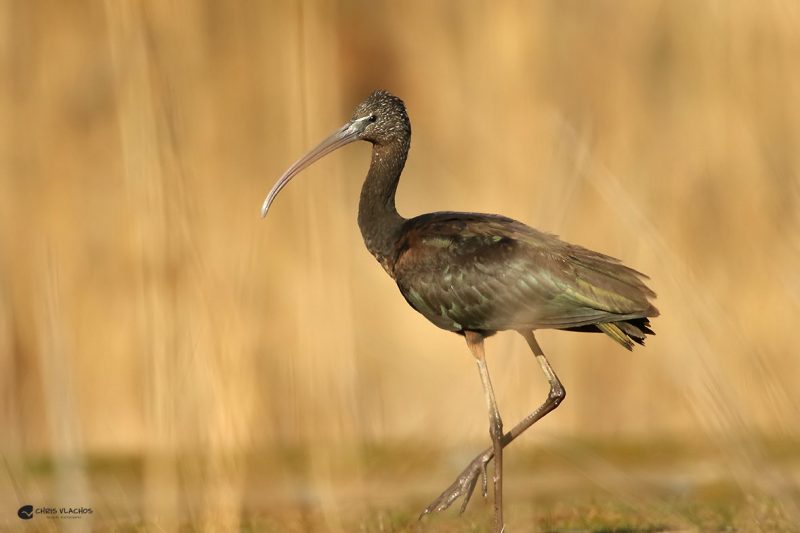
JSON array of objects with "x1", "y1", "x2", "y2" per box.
[{"x1": 1, "y1": 1, "x2": 799, "y2": 531}]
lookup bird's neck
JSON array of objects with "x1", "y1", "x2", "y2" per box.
[{"x1": 358, "y1": 141, "x2": 408, "y2": 270}]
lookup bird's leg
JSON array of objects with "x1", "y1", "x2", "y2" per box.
[
  {"x1": 421, "y1": 330, "x2": 565, "y2": 518},
  {"x1": 462, "y1": 331, "x2": 504, "y2": 532}
]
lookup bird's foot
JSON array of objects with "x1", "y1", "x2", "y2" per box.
[{"x1": 419, "y1": 448, "x2": 493, "y2": 518}]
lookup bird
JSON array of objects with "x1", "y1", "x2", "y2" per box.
[{"x1": 260, "y1": 90, "x2": 658, "y2": 532}]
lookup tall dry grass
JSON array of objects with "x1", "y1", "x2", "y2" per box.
[{"x1": 1, "y1": 0, "x2": 799, "y2": 530}]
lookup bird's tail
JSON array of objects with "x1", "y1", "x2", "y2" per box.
[{"x1": 597, "y1": 318, "x2": 655, "y2": 351}]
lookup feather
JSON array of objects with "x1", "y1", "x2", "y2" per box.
[{"x1": 391, "y1": 212, "x2": 658, "y2": 346}]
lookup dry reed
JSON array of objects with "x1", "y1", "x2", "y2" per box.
[{"x1": 1, "y1": 1, "x2": 798, "y2": 530}]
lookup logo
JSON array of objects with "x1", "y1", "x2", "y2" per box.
[
  {"x1": 16, "y1": 504, "x2": 93, "y2": 520},
  {"x1": 17, "y1": 505, "x2": 34, "y2": 520}
]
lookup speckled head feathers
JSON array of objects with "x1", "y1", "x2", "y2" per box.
[{"x1": 351, "y1": 90, "x2": 411, "y2": 145}]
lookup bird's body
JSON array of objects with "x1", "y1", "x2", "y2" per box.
[
  {"x1": 261, "y1": 90, "x2": 658, "y2": 531},
  {"x1": 391, "y1": 212, "x2": 656, "y2": 346}
]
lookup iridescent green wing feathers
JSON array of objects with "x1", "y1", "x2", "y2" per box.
[{"x1": 391, "y1": 212, "x2": 658, "y2": 344}]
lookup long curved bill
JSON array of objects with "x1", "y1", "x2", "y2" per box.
[{"x1": 260, "y1": 117, "x2": 370, "y2": 218}]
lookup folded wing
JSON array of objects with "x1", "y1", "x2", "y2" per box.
[{"x1": 392, "y1": 212, "x2": 658, "y2": 336}]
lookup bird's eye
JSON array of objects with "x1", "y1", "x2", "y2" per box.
[{"x1": 368, "y1": 114, "x2": 377, "y2": 123}]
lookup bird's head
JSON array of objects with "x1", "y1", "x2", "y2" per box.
[
  {"x1": 260, "y1": 90, "x2": 410, "y2": 218},
  {"x1": 351, "y1": 90, "x2": 411, "y2": 145}
]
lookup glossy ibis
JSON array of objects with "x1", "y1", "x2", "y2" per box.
[{"x1": 260, "y1": 90, "x2": 658, "y2": 532}]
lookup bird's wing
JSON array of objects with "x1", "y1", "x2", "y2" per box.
[{"x1": 392, "y1": 212, "x2": 658, "y2": 333}]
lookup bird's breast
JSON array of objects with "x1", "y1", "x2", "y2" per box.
[{"x1": 375, "y1": 253, "x2": 395, "y2": 278}]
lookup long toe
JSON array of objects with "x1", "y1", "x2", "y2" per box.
[{"x1": 419, "y1": 450, "x2": 493, "y2": 518}]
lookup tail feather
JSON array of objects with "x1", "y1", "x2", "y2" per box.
[
  {"x1": 597, "y1": 322, "x2": 635, "y2": 350},
  {"x1": 567, "y1": 317, "x2": 655, "y2": 351}
]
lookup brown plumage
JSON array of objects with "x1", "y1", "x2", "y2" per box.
[
  {"x1": 261, "y1": 90, "x2": 659, "y2": 531},
  {"x1": 391, "y1": 212, "x2": 657, "y2": 348}
]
